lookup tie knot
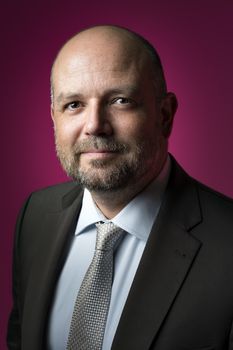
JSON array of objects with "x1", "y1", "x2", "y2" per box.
[{"x1": 95, "y1": 222, "x2": 124, "y2": 251}]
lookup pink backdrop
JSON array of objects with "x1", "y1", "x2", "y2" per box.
[{"x1": 1, "y1": 1, "x2": 233, "y2": 348}]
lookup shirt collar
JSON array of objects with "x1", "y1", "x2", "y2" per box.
[
  {"x1": 75, "y1": 156, "x2": 171, "y2": 242},
  {"x1": 75, "y1": 190, "x2": 104, "y2": 235}
]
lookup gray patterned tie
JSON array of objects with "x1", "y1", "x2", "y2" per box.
[{"x1": 66, "y1": 221, "x2": 125, "y2": 350}]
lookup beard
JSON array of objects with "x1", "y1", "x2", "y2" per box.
[{"x1": 55, "y1": 135, "x2": 153, "y2": 192}]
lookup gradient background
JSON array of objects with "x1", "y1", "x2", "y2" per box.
[{"x1": 1, "y1": 1, "x2": 233, "y2": 348}]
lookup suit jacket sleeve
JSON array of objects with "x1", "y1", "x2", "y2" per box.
[{"x1": 7, "y1": 195, "x2": 32, "y2": 350}]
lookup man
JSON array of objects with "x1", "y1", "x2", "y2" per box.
[{"x1": 7, "y1": 25, "x2": 233, "y2": 350}]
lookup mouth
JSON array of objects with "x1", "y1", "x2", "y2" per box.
[{"x1": 81, "y1": 149, "x2": 118, "y2": 159}]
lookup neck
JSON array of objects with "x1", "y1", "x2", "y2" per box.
[{"x1": 91, "y1": 184, "x2": 144, "y2": 219}]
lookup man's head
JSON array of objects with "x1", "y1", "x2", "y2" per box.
[{"x1": 51, "y1": 25, "x2": 177, "y2": 193}]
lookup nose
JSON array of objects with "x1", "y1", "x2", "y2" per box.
[{"x1": 83, "y1": 102, "x2": 113, "y2": 137}]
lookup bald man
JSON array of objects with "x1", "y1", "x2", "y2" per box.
[{"x1": 7, "y1": 26, "x2": 233, "y2": 350}]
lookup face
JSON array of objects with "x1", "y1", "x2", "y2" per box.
[{"x1": 51, "y1": 34, "x2": 172, "y2": 193}]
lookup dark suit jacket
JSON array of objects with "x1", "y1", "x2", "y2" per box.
[{"x1": 7, "y1": 157, "x2": 233, "y2": 350}]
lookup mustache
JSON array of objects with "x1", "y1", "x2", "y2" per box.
[{"x1": 72, "y1": 137, "x2": 129, "y2": 154}]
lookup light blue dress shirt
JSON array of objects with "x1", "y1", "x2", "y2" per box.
[{"x1": 48, "y1": 157, "x2": 170, "y2": 350}]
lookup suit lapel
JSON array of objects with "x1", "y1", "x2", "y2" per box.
[
  {"x1": 22, "y1": 186, "x2": 83, "y2": 350},
  {"x1": 112, "y1": 160, "x2": 202, "y2": 350}
]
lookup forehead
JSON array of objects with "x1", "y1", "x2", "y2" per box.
[
  {"x1": 52, "y1": 34, "x2": 152, "y2": 96},
  {"x1": 54, "y1": 64, "x2": 143, "y2": 95}
]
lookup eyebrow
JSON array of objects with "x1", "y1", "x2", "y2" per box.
[
  {"x1": 56, "y1": 93, "x2": 84, "y2": 104},
  {"x1": 55, "y1": 86, "x2": 140, "y2": 104}
]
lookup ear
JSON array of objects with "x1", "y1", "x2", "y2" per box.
[
  {"x1": 51, "y1": 104, "x2": 55, "y2": 123},
  {"x1": 160, "y1": 92, "x2": 178, "y2": 138}
]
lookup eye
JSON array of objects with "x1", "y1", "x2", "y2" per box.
[
  {"x1": 64, "y1": 101, "x2": 81, "y2": 111},
  {"x1": 112, "y1": 97, "x2": 132, "y2": 105}
]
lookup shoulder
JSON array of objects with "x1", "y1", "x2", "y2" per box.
[
  {"x1": 30, "y1": 181, "x2": 79, "y2": 199},
  {"x1": 170, "y1": 155, "x2": 233, "y2": 208},
  {"x1": 196, "y1": 180, "x2": 233, "y2": 205},
  {"x1": 195, "y1": 179, "x2": 233, "y2": 223},
  {"x1": 169, "y1": 155, "x2": 233, "y2": 227},
  {"x1": 25, "y1": 181, "x2": 83, "y2": 212}
]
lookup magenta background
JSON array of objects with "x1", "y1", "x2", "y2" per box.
[{"x1": 1, "y1": 1, "x2": 233, "y2": 348}]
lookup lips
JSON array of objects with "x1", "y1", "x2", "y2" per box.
[
  {"x1": 81, "y1": 149, "x2": 118, "y2": 159},
  {"x1": 83, "y1": 149, "x2": 115, "y2": 153}
]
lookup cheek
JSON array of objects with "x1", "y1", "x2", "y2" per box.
[
  {"x1": 112, "y1": 114, "x2": 145, "y2": 139},
  {"x1": 112, "y1": 107, "x2": 160, "y2": 140},
  {"x1": 54, "y1": 119, "x2": 82, "y2": 146},
  {"x1": 117, "y1": 120, "x2": 157, "y2": 144}
]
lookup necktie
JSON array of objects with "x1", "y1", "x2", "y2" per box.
[{"x1": 66, "y1": 221, "x2": 125, "y2": 350}]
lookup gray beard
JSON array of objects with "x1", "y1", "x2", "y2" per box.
[{"x1": 55, "y1": 136, "x2": 146, "y2": 192}]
